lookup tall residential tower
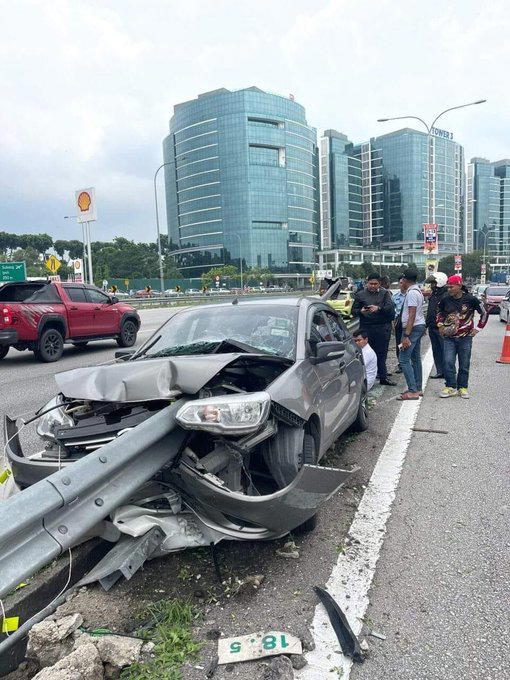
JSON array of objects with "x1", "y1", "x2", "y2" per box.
[{"x1": 163, "y1": 87, "x2": 319, "y2": 276}]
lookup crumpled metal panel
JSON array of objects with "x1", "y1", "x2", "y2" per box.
[
  {"x1": 54, "y1": 353, "x2": 288, "y2": 402},
  {"x1": 172, "y1": 463, "x2": 354, "y2": 534}
]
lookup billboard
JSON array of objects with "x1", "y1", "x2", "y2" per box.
[
  {"x1": 454, "y1": 255, "x2": 462, "y2": 271},
  {"x1": 75, "y1": 187, "x2": 97, "y2": 223},
  {"x1": 423, "y1": 224, "x2": 439, "y2": 255}
]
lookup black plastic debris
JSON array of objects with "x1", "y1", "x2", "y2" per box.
[{"x1": 313, "y1": 586, "x2": 365, "y2": 663}]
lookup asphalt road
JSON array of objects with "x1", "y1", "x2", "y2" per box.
[
  {"x1": 2, "y1": 314, "x2": 507, "y2": 680},
  {"x1": 0, "y1": 308, "x2": 175, "y2": 453}
]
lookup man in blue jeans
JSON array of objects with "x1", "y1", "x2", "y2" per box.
[
  {"x1": 436, "y1": 275, "x2": 488, "y2": 399},
  {"x1": 397, "y1": 270, "x2": 426, "y2": 400}
]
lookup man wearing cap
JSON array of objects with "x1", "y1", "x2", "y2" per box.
[
  {"x1": 436, "y1": 275, "x2": 488, "y2": 399},
  {"x1": 424, "y1": 271, "x2": 448, "y2": 379},
  {"x1": 396, "y1": 269, "x2": 426, "y2": 400}
]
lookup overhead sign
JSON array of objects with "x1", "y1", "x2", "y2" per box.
[
  {"x1": 75, "y1": 187, "x2": 97, "y2": 223},
  {"x1": 423, "y1": 224, "x2": 439, "y2": 255},
  {"x1": 45, "y1": 255, "x2": 61, "y2": 274},
  {"x1": 316, "y1": 270, "x2": 333, "y2": 279},
  {"x1": 454, "y1": 255, "x2": 462, "y2": 271},
  {"x1": 0, "y1": 262, "x2": 26, "y2": 283},
  {"x1": 431, "y1": 127, "x2": 454, "y2": 140}
]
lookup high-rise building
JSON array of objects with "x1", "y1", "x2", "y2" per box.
[
  {"x1": 320, "y1": 127, "x2": 465, "y2": 255},
  {"x1": 467, "y1": 157, "x2": 510, "y2": 256},
  {"x1": 163, "y1": 87, "x2": 319, "y2": 277}
]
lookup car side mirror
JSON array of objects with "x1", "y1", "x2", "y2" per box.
[
  {"x1": 115, "y1": 349, "x2": 135, "y2": 360},
  {"x1": 309, "y1": 341, "x2": 345, "y2": 365},
  {"x1": 110, "y1": 296, "x2": 119, "y2": 304}
]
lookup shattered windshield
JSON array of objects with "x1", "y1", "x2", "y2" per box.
[{"x1": 140, "y1": 305, "x2": 298, "y2": 360}]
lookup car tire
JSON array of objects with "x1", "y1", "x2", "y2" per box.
[
  {"x1": 350, "y1": 387, "x2": 369, "y2": 432},
  {"x1": 35, "y1": 328, "x2": 64, "y2": 362},
  {"x1": 72, "y1": 341, "x2": 89, "y2": 348},
  {"x1": 116, "y1": 319, "x2": 138, "y2": 347},
  {"x1": 293, "y1": 434, "x2": 319, "y2": 534},
  {"x1": 0, "y1": 345, "x2": 9, "y2": 360}
]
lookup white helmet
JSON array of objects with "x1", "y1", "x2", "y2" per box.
[{"x1": 433, "y1": 271, "x2": 448, "y2": 287}]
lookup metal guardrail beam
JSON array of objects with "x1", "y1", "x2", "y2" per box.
[{"x1": 0, "y1": 400, "x2": 188, "y2": 600}]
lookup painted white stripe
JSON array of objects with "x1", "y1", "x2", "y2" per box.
[{"x1": 296, "y1": 347, "x2": 434, "y2": 680}]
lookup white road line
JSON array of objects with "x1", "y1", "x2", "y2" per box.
[{"x1": 297, "y1": 347, "x2": 434, "y2": 679}]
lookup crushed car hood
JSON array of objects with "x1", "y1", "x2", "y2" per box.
[{"x1": 55, "y1": 353, "x2": 291, "y2": 402}]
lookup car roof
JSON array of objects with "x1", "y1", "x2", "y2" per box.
[{"x1": 172, "y1": 295, "x2": 320, "y2": 312}]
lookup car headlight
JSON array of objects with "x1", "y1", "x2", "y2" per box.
[
  {"x1": 36, "y1": 396, "x2": 74, "y2": 441},
  {"x1": 176, "y1": 392, "x2": 271, "y2": 435}
]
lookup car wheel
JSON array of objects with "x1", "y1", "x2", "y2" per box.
[
  {"x1": 35, "y1": 328, "x2": 64, "y2": 362},
  {"x1": 293, "y1": 434, "x2": 319, "y2": 534},
  {"x1": 117, "y1": 319, "x2": 137, "y2": 347},
  {"x1": 351, "y1": 388, "x2": 369, "y2": 432},
  {"x1": 0, "y1": 345, "x2": 9, "y2": 360},
  {"x1": 72, "y1": 341, "x2": 89, "y2": 348}
]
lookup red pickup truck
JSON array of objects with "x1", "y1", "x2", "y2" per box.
[{"x1": 0, "y1": 280, "x2": 140, "y2": 362}]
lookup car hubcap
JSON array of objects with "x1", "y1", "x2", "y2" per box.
[
  {"x1": 124, "y1": 324, "x2": 134, "y2": 341},
  {"x1": 45, "y1": 333, "x2": 60, "y2": 355}
]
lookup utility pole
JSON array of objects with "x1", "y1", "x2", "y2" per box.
[{"x1": 154, "y1": 163, "x2": 172, "y2": 294}]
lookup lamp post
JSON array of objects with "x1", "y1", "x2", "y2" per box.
[
  {"x1": 481, "y1": 227, "x2": 498, "y2": 268},
  {"x1": 64, "y1": 215, "x2": 87, "y2": 284},
  {"x1": 377, "y1": 99, "x2": 486, "y2": 234},
  {"x1": 154, "y1": 162, "x2": 172, "y2": 294},
  {"x1": 234, "y1": 233, "x2": 243, "y2": 291}
]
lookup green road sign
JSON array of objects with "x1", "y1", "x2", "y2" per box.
[{"x1": 0, "y1": 262, "x2": 26, "y2": 283}]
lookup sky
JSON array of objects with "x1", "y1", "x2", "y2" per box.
[{"x1": 1, "y1": 0, "x2": 509, "y2": 243}]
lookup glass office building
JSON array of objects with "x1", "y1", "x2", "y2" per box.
[
  {"x1": 467, "y1": 157, "x2": 510, "y2": 255},
  {"x1": 320, "y1": 127, "x2": 465, "y2": 255},
  {"x1": 163, "y1": 87, "x2": 319, "y2": 276}
]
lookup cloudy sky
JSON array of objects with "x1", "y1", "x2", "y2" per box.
[{"x1": 1, "y1": 0, "x2": 509, "y2": 243}]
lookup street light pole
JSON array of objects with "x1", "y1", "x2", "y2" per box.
[
  {"x1": 234, "y1": 233, "x2": 243, "y2": 291},
  {"x1": 154, "y1": 162, "x2": 172, "y2": 294},
  {"x1": 377, "y1": 99, "x2": 486, "y2": 235}
]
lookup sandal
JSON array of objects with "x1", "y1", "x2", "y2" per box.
[{"x1": 397, "y1": 392, "x2": 420, "y2": 401}]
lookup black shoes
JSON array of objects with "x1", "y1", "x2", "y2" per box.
[
  {"x1": 430, "y1": 374, "x2": 445, "y2": 379},
  {"x1": 380, "y1": 378, "x2": 398, "y2": 386}
]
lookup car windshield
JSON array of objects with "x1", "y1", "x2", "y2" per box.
[
  {"x1": 140, "y1": 304, "x2": 299, "y2": 359},
  {"x1": 487, "y1": 287, "x2": 509, "y2": 296}
]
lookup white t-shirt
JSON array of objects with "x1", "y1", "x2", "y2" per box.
[
  {"x1": 401, "y1": 284, "x2": 425, "y2": 326},
  {"x1": 362, "y1": 343, "x2": 378, "y2": 390}
]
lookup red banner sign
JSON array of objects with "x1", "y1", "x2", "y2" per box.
[{"x1": 423, "y1": 224, "x2": 439, "y2": 255}]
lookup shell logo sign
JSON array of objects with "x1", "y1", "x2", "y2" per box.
[{"x1": 75, "y1": 187, "x2": 97, "y2": 223}]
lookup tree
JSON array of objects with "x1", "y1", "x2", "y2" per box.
[
  {"x1": 245, "y1": 266, "x2": 272, "y2": 284},
  {"x1": 438, "y1": 251, "x2": 487, "y2": 280},
  {"x1": 201, "y1": 265, "x2": 239, "y2": 287}
]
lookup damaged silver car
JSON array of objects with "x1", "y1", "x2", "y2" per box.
[{"x1": 5, "y1": 297, "x2": 367, "y2": 552}]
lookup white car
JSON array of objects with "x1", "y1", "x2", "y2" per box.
[{"x1": 499, "y1": 290, "x2": 510, "y2": 323}]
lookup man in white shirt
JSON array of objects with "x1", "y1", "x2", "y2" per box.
[
  {"x1": 397, "y1": 269, "x2": 426, "y2": 401},
  {"x1": 353, "y1": 330, "x2": 377, "y2": 390}
]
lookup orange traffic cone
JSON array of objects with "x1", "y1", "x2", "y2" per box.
[{"x1": 496, "y1": 321, "x2": 510, "y2": 364}]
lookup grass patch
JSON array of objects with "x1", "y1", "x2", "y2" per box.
[{"x1": 120, "y1": 599, "x2": 202, "y2": 680}]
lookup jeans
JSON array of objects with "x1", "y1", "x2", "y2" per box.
[
  {"x1": 399, "y1": 324, "x2": 426, "y2": 393},
  {"x1": 443, "y1": 336, "x2": 473, "y2": 389},
  {"x1": 395, "y1": 320, "x2": 402, "y2": 365},
  {"x1": 361, "y1": 323, "x2": 392, "y2": 381},
  {"x1": 428, "y1": 326, "x2": 444, "y2": 375}
]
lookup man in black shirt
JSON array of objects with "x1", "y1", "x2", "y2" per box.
[
  {"x1": 352, "y1": 273, "x2": 396, "y2": 385},
  {"x1": 424, "y1": 271, "x2": 448, "y2": 379}
]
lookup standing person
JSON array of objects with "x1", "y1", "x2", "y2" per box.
[
  {"x1": 353, "y1": 330, "x2": 377, "y2": 390},
  {"x1": 397, "y1": 270, "x2": 426, "y2": 400},
  {"x1": 380, "y1": 275, "x2": 390, "y2": 290},
  {"x1": 392, "y1": 277, "x2": 406, "y2": 374},
  {"x1": 436, "y1": 275, "x2": 488, "y2": 399},
  {"x1": 352, "y1": 273, "x2": 396, "y2": 385},
  {"x1": 424, "y1": 271, "x2": 448, "y2": 379}
]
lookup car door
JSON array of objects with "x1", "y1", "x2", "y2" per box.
[
  {"x1": 323, "y1": 309, "x2": 363, "y2": 423},
  {"x1": 307, "y1": 306, "x2": 349, "y2": 449},
  {"x1": 85, "y1": 287, "x2": 119, "y2": 335},
  {"x1": 62, "y1": 286, "x2": 95, "y2": 337}
]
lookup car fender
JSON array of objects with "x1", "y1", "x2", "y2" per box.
[{"x1": 37, "y1": 312, "x2": 68, "y2": 340}]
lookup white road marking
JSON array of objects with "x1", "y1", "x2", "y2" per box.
[{"x1": 296, "y1": 347, "x2": 434, "y2": 679}]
